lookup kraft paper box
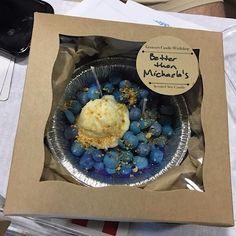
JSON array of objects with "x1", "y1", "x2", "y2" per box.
[
  {"x1": 0, "y1": 219, "x2": 10, "y2": 236},
  {"x1": 4, "y1": 13, "x2": 233, "y2": 226}
]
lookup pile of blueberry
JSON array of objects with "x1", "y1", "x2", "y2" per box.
[{"x1": 63, "y1": 71, "x2": 175, "y2": 177}]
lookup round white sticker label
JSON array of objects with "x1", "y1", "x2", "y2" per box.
[{"x1": 136, "y1": 36, "x2": 199, "y2": 95}]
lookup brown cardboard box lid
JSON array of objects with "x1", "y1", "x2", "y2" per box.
[
  {"x1": 4, "y1": 13, "x2": 234, "y2": 226},
  {"x1": 0, "y1": 218, "x2": 10, "y2": 236}
]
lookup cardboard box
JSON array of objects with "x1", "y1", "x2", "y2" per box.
[
  {"x1": 0, "y1": 219, "x2": 10, "y2": 236},
  {"x1": 4, "y1": 13, "x2": 233, "y2": 225}
]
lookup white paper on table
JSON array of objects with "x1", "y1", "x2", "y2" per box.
[
  {"x1": 46, "y1": 0, "x2": 84, "y2": 15},
  {"x1": 0, "y1": 59, "x2": 15, "y2": 101},
  {"x1": 125, "y1": 0, "x2": 206, "y2": 30},
  {"x1": 64, "y1": 0, "x2": 151, "y2": 24},
  {"x1": 0, "y1": 60, "x2": 27, "y2": 198},
  {"x1": 0, "y1": 55, "x2": 12, "y2": 92},
  {"x1": 64, "y1": 0, "x2": 206, "y2": 30}
]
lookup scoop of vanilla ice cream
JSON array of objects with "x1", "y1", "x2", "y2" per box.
[{"x1": 76, "y1": 95, "x2": 130, "y2": 149}]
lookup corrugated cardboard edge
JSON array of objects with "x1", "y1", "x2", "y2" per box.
[
  {"x1": 0, "y1": 219, "x2": 10, "y2": 236},
  {"x1": 4, "y1": 13, "x2": 234, "y2": 226}
]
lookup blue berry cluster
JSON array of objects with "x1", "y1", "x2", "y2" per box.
[{"x1": 63, "y1": 71, "x2": 175, "y2": 177}]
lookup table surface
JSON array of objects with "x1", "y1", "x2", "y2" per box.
[{"x1": 1, "y1": 1, "x2": 236, "y2": 235}]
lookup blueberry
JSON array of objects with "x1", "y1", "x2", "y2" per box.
[
  {"x1": 123, "y1": 131, "x2": 134, "y2": 139},
  {"x1": 64, "y1": 110, "x2": 75, "y2": 124},
  {"x1": 70, "y1": 100, "x2": 82, "y2": 114},
  {"x1": 152, "y1": 135, "x2": 167, "y2": 148},
  {"x1": 94, "y1": 162, "x2": 105, "y2": 171},
  {"x1": 91, "y1": 149, "x2": 103, "y2": 162},
  {"x1": 113, "y1": 91, "x2": 125, "y2": 103},
  {"x1": 79, "y1": 153, "x2": 94, "y2": 170},
  {"x1": 105, "y1": 167, "x2": 116, "y2": 175},
  {"x1": 150, "y1": 148, "x2": 164, "y2": 163},
  {"x1": 77, "y1": 91, "x2": 89, "y2": 106},
  {"x1": 123, "y1": 132, "x2": 139, "y2": 149},
  {"x1": 129, "y1": 107, "x2": 142, "y2": 121},
  {"x1": 71, "y1": 142, "x2": 85, "y2": 157},
  {"x1": 119, "y1": 80, "x2": 131, "y2": 88},
  {"x1": 103, "y1": 151, "x2": 119, "y2": 169},
  {"x1": 109, "y1": 150, "x2": 120, "y2": 158},
  {"x1": 140, "y1": 118, "x2": 153, "y2": 130},
  {"x1": 87, "y1": 85, "x2": 100, "y2": 100},
  {"x1": 118, "y1": 139, "x2": 127, "y2": 150},
  {"x1": 109, "y1": 72, "x2": 122, "y2": 85},
  {"x1": 136, "y1": 143, "x2": 151, "y2": 157},
  {"x1": 162, "y1": 125, "x2": 174, "y2": 137},
  {"x1": 137, "y1": 132, "x2": 148, "y2": 143},
  {"x1": 159, "y1": 105, "x2": 175, "y2": 115},
  {"x1": 119, "y1": 151, "x2": 133, "y2": 162},
  {"x1": 103, "y1": 82, "x2": 114, "y2": 94},
  {"x1": 133, "y1": 156, "x2": 148, "y2": 170},
  {"x1": 139, "y1": 89, "x2": 149, "y2": 99},
  {"x1": 84, "y1": 147, "x2": 96, "y2": 155},
  {"x1": 149, "y1": 121, "x2": 162, "y2": 137},
  {"x1": 64, "y1": 126, "x2": 77, "y2": 140},
  {"x1": 150, "y1": 143, "x2": 157, "y2": 151},
  {"x1": 120, "y1": 164, "x2": 132, "y2": 175},
  {"x1": 130, "y1": 121, "x2": 141, "y2": 135},
  {"x1": 86, "y1": 148, "x2": 102, "y2": 161}
]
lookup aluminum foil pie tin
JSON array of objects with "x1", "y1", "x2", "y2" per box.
[{"x1": 46, "y1": 57, "x2": 191, "y2": 187}]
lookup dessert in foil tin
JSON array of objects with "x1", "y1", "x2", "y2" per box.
[{"x1": 47, "y1": 58, "x2": 190, "y2": 186}]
